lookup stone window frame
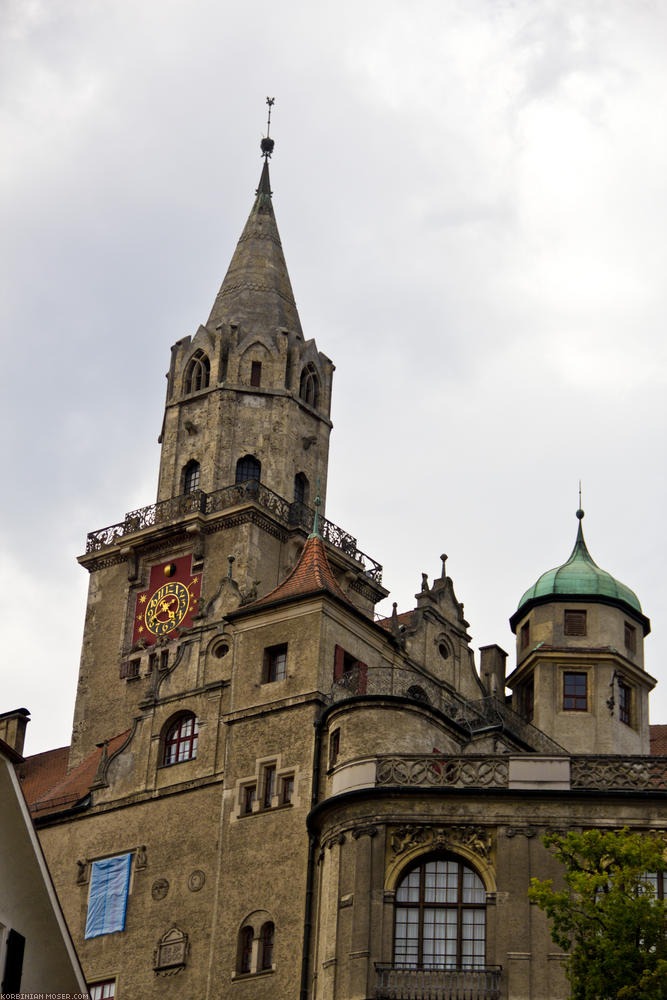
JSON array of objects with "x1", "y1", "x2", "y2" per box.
[
  {"x1": 263, "y1": 643, "x2": 288, "y2": 683},
  {"x1": 234, "y1": 913, "x2": 277, "y2": 978},
  {"x1": 299, "y1": 363, "x2": 320, "y2": 408},
  {"x1": 625, "y1": 621, "x2": 637, "y2": 655},
  {"x1": 393, "y1": 852, "x2": 487, "y2": 970},
  {"x1": 89, "y1": 981, "x2": 115, "y2": 1000},
  {"x1": 161, "y1": 712, "x2": 199, "y2": 766},
  {"x1": 235, "y1": 454, "x2": 261, "y2": 485},
  {"x1": 562, "y1": 671, "x2": 588, "y2": 712},
  {"x1": 617, "y1": 678, "x2": 632, "y2": 726},
  {"x1": 234, "y1": 755, "x2": 296, "y2": 819},
  {"x1": 182, "y1": 460, "x2": 201, "y2": 494},
  {"x1": 250, "y1": 360, "x2": 262, "y2": 387},
  {"x1": 520, "y1": 620, "x2": 530, "y2": 651}
]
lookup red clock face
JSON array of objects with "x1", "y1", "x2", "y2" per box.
[{"x1": 133, "y1": 556, "x2": 201, "y2": 646}]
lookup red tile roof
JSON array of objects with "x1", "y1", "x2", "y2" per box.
[
  {"x1": 246, "y1": 534, "x2": 352, "y2": 610},
  {"x1": 25, "y1": 731, "x2": 130, "y2": 818},
  {"x1": 376, "y1": 609, "x2": 415, "y2": 631},
  {"x1": 650, "y1": 725, "x2": 667, "y2": 756},
  {"x1": 17, "y1": 745, "x2": 69, "y2": 806}
]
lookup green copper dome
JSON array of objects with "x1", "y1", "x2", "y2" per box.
[{"x1": 511, "y1": 510, "x2": 647, "y2": 632}]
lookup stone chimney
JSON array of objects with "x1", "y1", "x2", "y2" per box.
[
  {"x1": 0, "y1": 708, "x2": 30, "y2": 757},
  {"x1": 479, "y1": 646, "x2": 507, "y2": 699}
]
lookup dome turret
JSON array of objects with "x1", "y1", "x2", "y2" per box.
[{"x1": 509, "y1": 510, "x2": 650, "y2": 635}]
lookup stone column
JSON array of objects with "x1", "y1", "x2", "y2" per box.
[{"x1": 348, "y1": 826, "x2": 377, "y2": 999}]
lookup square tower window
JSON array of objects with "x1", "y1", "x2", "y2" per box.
[
  {"x1": 563, "y1": 672, "x2": 587, "y2": 711},
  {"x1": 264, "y1": 644, "x2": 287, "y2": 683},
  {"x1": 618, "y1": 680, "x2": 631, "y2": 726},
  {"x1": 625, "y1": 622, "x2": 637, "y2": 654},
  {"x1": 564, "y1": 610, "x2": 587, "y2": 636}
]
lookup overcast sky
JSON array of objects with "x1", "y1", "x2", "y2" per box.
[{"x1": 3, "y1": 0, "x2": 667, "y2": 755}]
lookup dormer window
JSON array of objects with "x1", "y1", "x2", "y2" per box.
[
  {"x1": 184, "y1": 350, "x2": 210, "y2": 394},
  {"x1": 299, "y1": 363, "x2": 320, "y2": 408}
]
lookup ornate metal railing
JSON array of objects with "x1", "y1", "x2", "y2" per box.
[
  {"x1": 444, "y1": 696, "x2": 566, "y2": 755},
  {"x1": 375, "y1": 964, "x2": 502, "y2": 1000},
  {"x1": 571, "y1": 755, "x2": 667, "y2": 791},
  {"x1": 376, "y1": 755, "x2": 509, "y2": 790},
  {"x1": 85, "y1": 482, "x2": 383, "y2": 582}
]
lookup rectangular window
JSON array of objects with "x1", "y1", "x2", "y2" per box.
[
  {"x1": 522, "y1": 675, "x2": 534, "y2": 722},
  {"x1": 333, "y1": 644, "x2": 367, "y2": 694},
  {"x1": 250, "y1": 361, "x2": 262, "y2": 387},
  {"x1": 264, "y1": 644, "x2": 287, "y2": 683},
  {"x1": 242, "y1": 784, "x2": 256, "y2": 815},
  {"x1": 563, "y1": 672, "x2": 587, "y2": 711},
  {"x1": 281, "y1": 774, "x2": 294, "y2": 804},
  {"x1": 618, "y1": 680, "x2": 631, "y2": 726},
  {"x1": 262, "y1": 765, "x2": 276, "y2": 809},
  {"x1": 149, "y1": 652, "x2": 158, "y2": 673},
  {"x1": 625, "y1": 622, "x2": 637, "y2": 654},
  {"x1": 160, "y1": 649, "x2": 169, "y2": 671},
  {"x1": 520, "y1": 621, "x2": 530, "y2": 651},
  {"x1": 85, "y1": 854, "x2": 132, "y2": 939},
  {"x1": 89, "y1": 982, "x2": 116, "y2": 1000},
  {"x1": 120, "y1": 659, "x2": 140, "y2": 680},
  {"x1": 564, "y1": 610, "x2": 587, "y2": 636},
  {"x1": 329, "y1": 729, "x2": 340, "y2": 769}
]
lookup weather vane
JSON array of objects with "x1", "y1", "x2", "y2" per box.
[{"x1": 261, "y1": 97, "x2": 276, "y2": 160}]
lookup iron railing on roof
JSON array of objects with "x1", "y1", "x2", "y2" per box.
[
  {"x1": 85, "y1": 481, "x2": 383, "y2": 582},
  {"x1": 374, "y1": 964, "x2": 502, "y2": 1000},
  {"x1": 444, "y1": 696, "x2": 567, "y2": 754}
]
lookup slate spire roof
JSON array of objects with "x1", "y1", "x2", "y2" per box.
[{"x1": 206, "y1": 149, "x2": 303, "y2": 338}]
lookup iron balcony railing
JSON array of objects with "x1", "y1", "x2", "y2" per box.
[
  {"x1": 85, "y1": 481, "x2": 382, "y2": 582},
  {"x1": 375, "y1": 963, "x2": 502, "y2": 1000}
]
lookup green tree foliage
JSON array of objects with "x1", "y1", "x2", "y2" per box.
[{"x1": 528, "y1": 828, "x2": 667, "y2": 1000}]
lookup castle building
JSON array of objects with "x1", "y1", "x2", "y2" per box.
[{"x1": 8, "y1": 134, "x2": 667, "y2": 1000}]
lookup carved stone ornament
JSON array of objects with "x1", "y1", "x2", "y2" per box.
[
  {"x1": 188, "y1": 869, "x2": 206, "y2": 892},
  {"x1": 153, "y1": 925, "x2": 189, "y2": 976},
  {"x1": 325, "y1": 832, "x2": 346, "y2": 850},
  {"x1": 390, "y1": 824, "x2": 492, "y2": 861},
  {"x1": 76, "y1": 860, "x2": 88, "y2": 884},
  {"x1": 352, "y1": 825, "x2": 378, "y2": 840},
  {"x1": 505, "y1": 826, "x2": 538, "y2": 839},
  {"x1": 151, "y1": 878, "x2": 169, "y2": 901},
  {"x1": 136, "y1": 845, "x2": 148, "y2": 869}
]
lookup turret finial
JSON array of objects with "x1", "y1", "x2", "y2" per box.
[
  {"x1": 309, "y1": 481, "x2": 322, "y2": 539},
  {"x1": 577, "y1": 480, "x2": 584, "y2": 519},
  {"x1": 261, "y1": 97, "x2": 275, "y2": 160}
]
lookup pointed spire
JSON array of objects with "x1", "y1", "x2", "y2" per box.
[{"x1": 206, "y1": 101, "x2": 303, "y2": 338}]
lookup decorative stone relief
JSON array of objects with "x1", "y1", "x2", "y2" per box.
[
  {"x1": 188, "y1": 869, "x2": 206, "y2": 892},
  {"x1": 136, "y1": 845, "x2": 148, "y2": 869},
  {"x1": 76, "y1": 860, "x2": 88, "y2": 884},
  {"x1": 352, "y1": 825, "x2": 377, "y2": 840},
  {"x1": 153, "y1": 925, "x2": 189, "y2": 976},
  {"x1": 390, "y1": 824, "x2": 492, "y2": 861},
  {"x1": 505, "y1": 826, "x2": 537, "y2": 839},
  {"x1": 151, "y1": 878, "x2": 169, "y2": 900}
]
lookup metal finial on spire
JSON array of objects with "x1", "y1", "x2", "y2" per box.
[
  {"x1": 261, "y1": 97, "x2": 276, "y2": 159},
  {"x1": 309, "y1": 481, "x2": 322, "y2": 539},
  {"x1": 577, "y1": 481, "x2": 584, "y2": 521}
]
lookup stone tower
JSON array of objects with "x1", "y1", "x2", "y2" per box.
[
  {"x1": 70, "y1": 143, "x2": 386, "y2": 769},
  {"x1": 507, "y1": 509, "x2": 655, "y2": 753}
]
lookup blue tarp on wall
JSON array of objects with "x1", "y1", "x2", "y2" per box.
[{"x1": 84, "y1": 854, "x2": 132, "y2": 939}]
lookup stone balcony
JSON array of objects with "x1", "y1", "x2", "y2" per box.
[{"x1": 374, "y1": 964, "x2": 502, "y2": 1000}]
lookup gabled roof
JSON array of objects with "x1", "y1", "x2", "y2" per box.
[
  {"x1": 25, "y1": 731, "x2": 130, "y2": 819},
  {"x1": 234, "y1": 533, "x2": 352, "y2": 614},
  {"x1": 206, "y1": 158, "x2": 303, "y2": 339}
]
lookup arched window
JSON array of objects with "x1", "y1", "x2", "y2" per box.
[
  {"x1": 183, "y1": 460, "x2": 200, "y2": 494},
  {"x1": 394, "y1": 855, "x2": 486, "y2": 969},
  {"x1": 259, "y1": 921, "x2": 274, "y2": 970},
  {"x1": 236, "y1": 455, "x2": 261, "y2": 484},
  {"x1": 163, "y1": 713, "x2": 199, "y2": 766},
  {"x1": 299, "y1": 364, "x2": 320, "y2": 408},
  {"x1": 239, "y1": 926, "x2": 254, "y2": 974},
  {"x1": 294, "y1": 472, "x2": 309, "y2": 506},
  {"x1": 184, "y1": 350, "x2": 210, "y2": 394}
]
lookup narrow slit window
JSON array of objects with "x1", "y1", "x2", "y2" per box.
[{"x1": 251, "y1": 361, "x2": 262, "y2": 387}]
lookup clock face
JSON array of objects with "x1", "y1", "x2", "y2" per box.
[
  {"x1": 144, "y1": 581, "x2": 190, "y2": 637},
  {"x1": 132, "y1": 556, "x2": 201, "y2": 646}
]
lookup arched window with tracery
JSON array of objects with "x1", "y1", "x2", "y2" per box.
[
  {"x1": 184, "y1": 350, "x2": 210, "y2": 394},
  {"x1": 299, "y1": 363, "x2": 320, "y2": 408},
  {"x1": 394, "y1": 855, "x2": 486, "y2": 969},
  {"x1": 259, "y1": 921, "x2": 274, "y2": 970},
  {"x1": 183, "y1": 460, "x2": 200, "y2": 494},
  {"x1": 235, "y1": 455, "x2": 261, "y2": 485},
  {"x1": 162, "y1": 713, "x2": 199, "y2": 766}
]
